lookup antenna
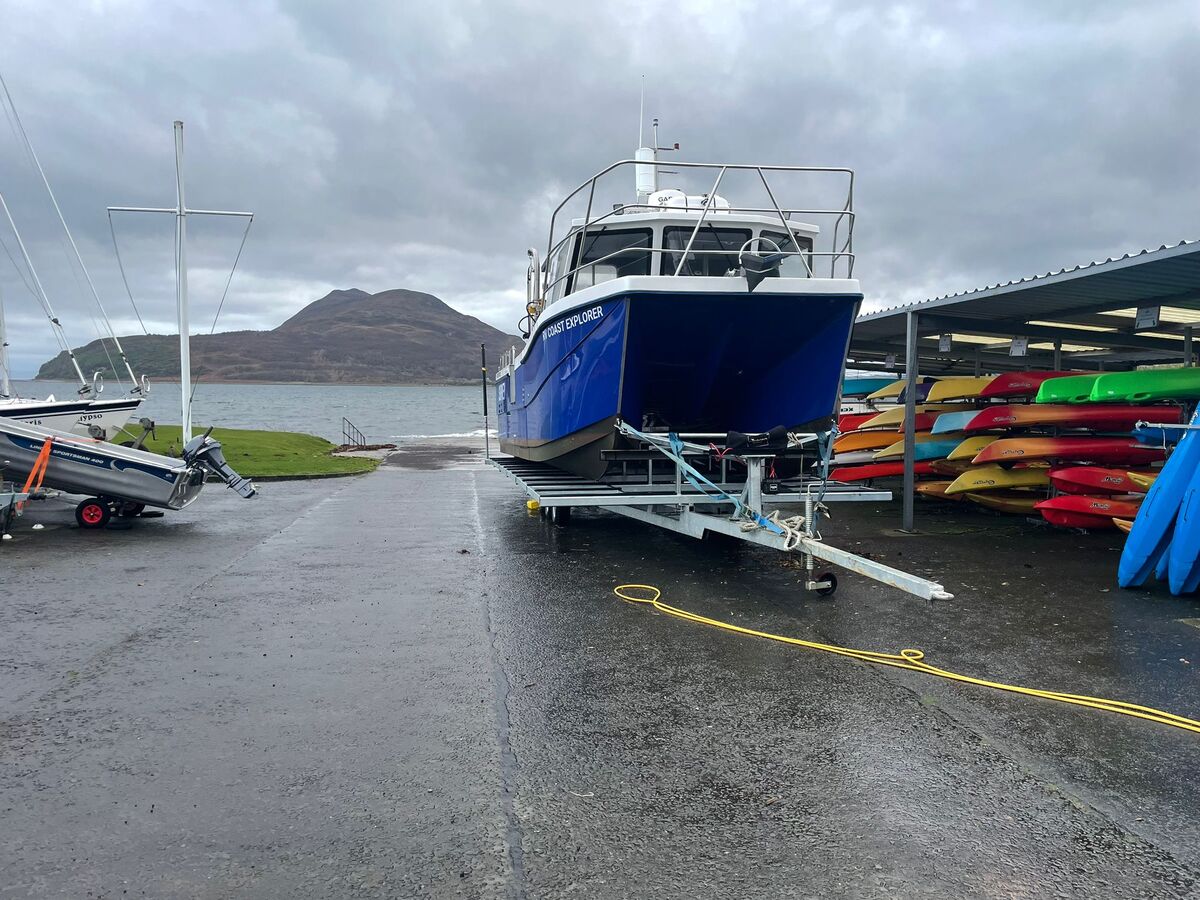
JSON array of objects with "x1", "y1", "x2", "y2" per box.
[{"x1": 638, "y1": 75, "x2": 645, "y2": 148}]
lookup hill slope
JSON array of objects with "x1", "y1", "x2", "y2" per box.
[{"x1": 37, "y1": 289, "x2": 522, "y2": 384}]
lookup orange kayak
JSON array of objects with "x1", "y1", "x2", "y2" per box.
[
  {"x1": 964, "y1": 404, "x2": 1181, "y2": 433},
  {"x1": 973, "y1": 437, "x2": 1167, "y2": 467}
]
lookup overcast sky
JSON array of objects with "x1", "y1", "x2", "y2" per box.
[{"x1": 1, "y1": 0, "x2": 1196, "y2": 376}]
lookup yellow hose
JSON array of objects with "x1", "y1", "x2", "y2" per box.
[{"x1": 614, "y1": 584, "x2": 1200, "y2": 735}]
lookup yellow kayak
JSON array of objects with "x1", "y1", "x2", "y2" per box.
[
  {"x1": 1127, "y1": 471, "x2": 1158, "y2": 491},
  {"x1": 858, "y1": 403, "x2": 972, "y2": 429},
  {"x1": 966, "y1": 491, "x2": 1042, "y2": 514},
  {"x1": 1113, "y1": 517, "x2": 1134, "y2": 534},
  {"x1": 917, "y1": 481, "x2": 967, "y2": 500},
  {"x1": 926, "y1": 376, "x2": 997, "y2": 402},
  {"x1": 945, "y1": 463, "x2": 1051, "y2": 495},
  {"x1": 946, "y1": 435, "x2": 998, "y2": 461},
  {"x1": 864, "y1": 376, "x2": 934, "y2": 401}
]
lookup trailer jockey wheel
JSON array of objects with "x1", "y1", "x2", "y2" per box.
[
  {"x1": 815, "y1": 572, "x2": 838, "y2": 597},
  {"x1": 75, "y1": 498, "x2": 112, "y2": 529},
  {"x1": 116, "y1": 501, "x2": 145, "y2": 518}
]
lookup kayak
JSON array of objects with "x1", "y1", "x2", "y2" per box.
[
  {"x1": 838, "y1": 412, "x2": 880, "y2": 432},
  {"x1": 925, "y1": 376, "x2": 997, "y2": 402},
  {"x1": 873, "y1": 437, "x2": 965, "y2": 462},
  {"x1": 979, "y1": 371, "x2": 1080, "y2": 400},
  {"x1": 946, "y1": 435, "x2": 999, "y2": 461},
  {"x1": 917, "y1": 481, "x2": 967, "y2": 500},
  {"x1": 1049, "y1": 466, "x2": 1157, "y2": 496},
  {"x1": 972, "y1": 437, "x2": 1167, "y2": 466},
  {"x1": 1036, "y1": 495, "x2": 1142, "y2": 530},
  {"x1": 859, "y1": 404, "x2": 966, "y2": 430},
  {"x1": 966, "y1": 491, "x2": 1042, "y2": 514},
  {"x1": 1118, "y1": 408, "x2": 1200, "y2": 588},
  {"x1": 1114, "y1": 518, "x2": 1134, "y2": 534},
  {"x1": 865, "y1": 377, "x2": 934, "y2": 401},
  {"x1": 896, "y1": 382, "x2": 937, "y2": 404},
  {"x1": 1034, "y1": 373, "x2": 1102, "y2": 404},
  {"x1": 929, "y1": 459, "x2": 975, "y2": 476},
  {"x1": 945, "y1": 463, "x2": 1051, "y2": 495},
  {"x1": 963, "y1": 403, "x2": 1181, "y2": 433},
  {"x1": 1168, "y1": 460, "x2": 1200, "y2": 594},
  {"x1": 842, "y1": 376, "x2": 900, "y2": 398},
  {"x1": 1127, "y1": 471, "x2": 1158, "y2": 491},
  {"x1": 833, "y1": 430, "x2": 904, "y2": 453},
  {"x1": 830, "y1": 450, "x2": 880, "y2": 467},
  {"x1": 830, "y1": 461, "x2": 937, "y2": 482},
  {"x1": 1090, "y1": 367, "x2": 1200, "y2": 403},
  {"x1": 931, "y1": 409, "x2": 983, "y2": 434}
]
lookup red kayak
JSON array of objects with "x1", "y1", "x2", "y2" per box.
[
  {"x1": 1035, "y1": 495, "x2": 1142, "y2": 530},
  {"x1": 964, "y1": 403, "x2": 1180, "y2": 433},
  {"x1": 979, "y1": 371, "x2": 1080, "y2": 400},
  {"x1": 838, "y1": 412, "x2": 878, "y2": 431},
  {"x1": 831, "y1": 461, "x2": 937, "y2": 482},
  {"x1": 973, "y1": 437, "x2": 1166, "y2": 466},
  {"x1": 1049, "y1": 466, "x2": 1157, "y2": 495}
]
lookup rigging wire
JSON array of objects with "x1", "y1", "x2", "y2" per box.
[
  {"x1": 188, "y1": 214, "x2": 254, "y2": 406},
  {"x1": 107, "y1": 211, "x2": 149, "y2": 335},
  {"x1": 0, "y1": 68, "x2": 140, "y2": 390}
]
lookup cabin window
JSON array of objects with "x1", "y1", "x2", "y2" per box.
[
  {"x1": 661, "y1": 226, "x2": 751, "y2": 276},
  {"x1": 761, "y1": 230, "x2": 815, "y2": 278},
  {"x1": 545, "y1": 242, "x2": 571, "y2": 302},
  {"x1": 569, "y1": 227, "x2": 653, "y2": 293}
]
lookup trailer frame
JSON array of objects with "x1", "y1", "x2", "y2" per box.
[{"x1": 486, "y1": 434, "x2": 953, "y2": 602}]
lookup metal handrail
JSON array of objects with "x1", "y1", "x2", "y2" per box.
[
  {"x1": 542, "y1": 159, "x2": 855, "y2": 298},
  {"x1": 543, "y1": 203, "x2": 856, "y2": 266},
  {"x1": 341, "y1": 416, "x2": 367, "y2": 447},
  {"x1": 544, "y1": 246, "x2": 851, "y2": 297}
]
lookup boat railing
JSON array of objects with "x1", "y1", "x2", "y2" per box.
[
  {"x1": 545, "y1": 159, "x2": 855, "y2": 285},
  {"x1": 543, "y1": 246, "x2": 854, "y2": 298}
]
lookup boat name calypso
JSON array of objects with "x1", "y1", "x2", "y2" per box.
[{"x1": 541, "y1": 306, "x2": 604, "y2": 342}]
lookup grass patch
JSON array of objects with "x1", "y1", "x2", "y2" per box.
[{"x1": 114, "y1": 424, "x2": 380, "y2": 479}]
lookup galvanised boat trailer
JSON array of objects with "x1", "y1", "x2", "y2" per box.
[
  {"x1": 487, "y1": 422, "x2": 953, "y2": 601},
  {"x1": 0, "y1": 415, "x2": 255, "y2": 529}
]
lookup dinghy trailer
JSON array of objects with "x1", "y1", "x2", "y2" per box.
[{"x1": 0, "y1": 417, "x2": 256, "y2": 530}]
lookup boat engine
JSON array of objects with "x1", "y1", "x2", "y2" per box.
[{"x1": 183, "y1": 430, "x2": 257, "y2": 499}]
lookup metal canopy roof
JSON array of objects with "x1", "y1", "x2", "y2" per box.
[{"x1": 849, "y1": 240, "x2": 1200, "y2": 374}]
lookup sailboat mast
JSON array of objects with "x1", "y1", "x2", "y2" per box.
[
  {"x1": 0, "y1": 71, "x2": 141, "y2": 393},
  {"x1": 0, "y1": 287, "x2": 11, "y2": 399},
  {"x1": 0, "y1": 190, "x2": 89, "y2": 391},
  {"x1": 174, "y1": 120, "x2": 193, "y2": 441}
]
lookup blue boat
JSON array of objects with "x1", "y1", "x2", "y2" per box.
[
  {"x1": 496, "y1": 149, "x2": 862, "y2": 478},
  {"x1": 842, "y1": 376, "x2": 897, "y2": 398}
]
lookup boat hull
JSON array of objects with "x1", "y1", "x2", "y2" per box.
[
  {"x1": 498, "y1": 289, "x2": 860, "y2": 477},
  {"x1": 0, "y1": 396, "x2": 142, "y2": 440}
]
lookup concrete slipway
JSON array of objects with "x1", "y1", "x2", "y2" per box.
[{"x1": 1, "y1": 443, "x2": 1199, "y2": 898}]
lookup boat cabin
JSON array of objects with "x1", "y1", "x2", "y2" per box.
[{"x1": 541, "y1": 192, "x2": 820, "y2": 308}]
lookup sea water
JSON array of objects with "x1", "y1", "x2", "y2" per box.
[{"x1": 11, "y1": 380, "x2": 487, "y2": 445}]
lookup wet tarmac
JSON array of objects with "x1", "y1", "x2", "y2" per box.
[{"x1": 2, "y1": 453, "x2": 1199, "y2": 898}]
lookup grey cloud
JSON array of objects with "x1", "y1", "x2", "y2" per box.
[{"x1": 0, "y1": 0, "x2": 1195, "y2": 376}]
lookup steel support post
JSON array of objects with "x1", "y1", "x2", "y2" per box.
[{"x1": 902, "y1": 310, "x2": 919, "y2": 532}]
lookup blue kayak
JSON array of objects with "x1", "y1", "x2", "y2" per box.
[
  {"x1": 842, "y1": 376, "x2": 900, "y2": 398},
  {"x1": 931, "y1": 410, "x2": 980, "y2": 434},
  {"x1": 1169, "y1": 465, "x2": 1200, "y2": 594},
  {"x1": 1118, "y1": 408, "x2": 1200, "y2": 588}
]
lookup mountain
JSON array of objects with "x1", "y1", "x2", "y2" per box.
[{"x1": 36, "y1": 289, "x2": 523, "y2": 384}]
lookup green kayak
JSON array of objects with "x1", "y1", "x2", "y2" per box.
[
  {"x1": 1089, "y1": 367, "x2": 1200, "y2": 403},
  {"x1": 1034, "y1": 373, "x2": 1101, "y2": 404}
]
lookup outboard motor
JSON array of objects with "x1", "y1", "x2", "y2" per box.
[{"x1": 183, "y1": 429, "x2": 257, "y2": 499}]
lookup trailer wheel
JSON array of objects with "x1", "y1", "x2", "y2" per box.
[
  {"x1": 75, "y1": 498, "x2": 112, "y2": 530},
  {"x1": 815, "y1": 572, "x2": 838, "y2": 597},
  {"x1": 116, "y1": 501, "x2": 145, "y2": 518}
]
